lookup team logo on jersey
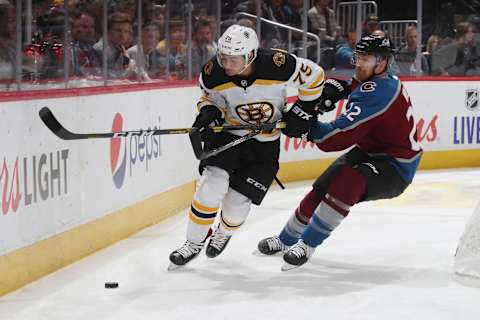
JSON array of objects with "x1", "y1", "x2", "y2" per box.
[
  {"x1": 360, "y1": 81, "x2": 376, "y2": 93},
  {"x1": 204, "y1": 61, "x2": 213, "y2": 75},
  {"x1": 465, "y1": 88, "x2": 479, "y2": 111},
  {"x1": 235, "y1": 102, "x2": 274, "y2": 123},
  {"x1": 273, "y1": 51, "x2": 286, "y2": 67}
]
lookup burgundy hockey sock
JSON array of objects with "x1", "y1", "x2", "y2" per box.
[{"x1": 302, "y1": 166, "x2": 366, "y2": 247}]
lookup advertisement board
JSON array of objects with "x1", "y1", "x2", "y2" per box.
[{"x1": 1, "y1": 79, "x2": 479, "y2": 259}]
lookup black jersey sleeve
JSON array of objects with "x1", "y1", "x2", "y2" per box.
[
  {"x1": 254, "y1": 48, "x2": 298, "y2": 82},
  {"x1": 199, "y1": 58, "x2": 231, "y2": 90}
]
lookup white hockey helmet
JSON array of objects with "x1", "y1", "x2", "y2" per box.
[{"x1": 217, "y1": 24, "x2": 259, "y2": 73}]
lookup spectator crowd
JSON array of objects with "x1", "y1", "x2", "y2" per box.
[{"x1": 0, "y1": 0, "x2": 479, "y2": 88}]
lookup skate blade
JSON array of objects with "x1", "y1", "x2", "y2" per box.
[
  {"x1": 167, "y1": 262, "x2": 183, "y2": 271},
  {"x1": 251, "y1": 249, "x2": 265, "y2": 256},
  {"x1": 252, "y1": 249, "x2": 285, "y2": 256},
  {"x1": 281, "y1": 262, "x2": 300, "y2": 271}
]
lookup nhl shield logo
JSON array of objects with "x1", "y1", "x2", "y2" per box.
[{"x1": 465, "y1": 88, "x2": 479, "y2": 111}]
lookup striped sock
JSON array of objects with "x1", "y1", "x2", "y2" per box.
[
  {"x1": 302, "y1": 194, "x2": 349, "y2": 247},
  {"x1": 187, "y1": 199, "x2": 218, "y2": 243}
]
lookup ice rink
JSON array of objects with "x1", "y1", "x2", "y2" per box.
[{"x1": 1, "y1": 168, "x2": 480, "y2": 320}]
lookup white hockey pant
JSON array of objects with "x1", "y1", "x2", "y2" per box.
[{"x1": 187, "y1": 166, "x2": 252, "y2": 243}]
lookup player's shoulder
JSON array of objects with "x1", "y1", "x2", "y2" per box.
[
  {"x1": 351, "y1": 73, "x2": 400, "y2": 106},
  {"x1": 254, "y1": 48, "x2": 297, "y2": 81},
  {"x1": 200, "y1": 57, "x2": 230, "y2": 90}
]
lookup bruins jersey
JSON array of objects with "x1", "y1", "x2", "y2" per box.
[{"x1": 197, "y1": 48, "x2": 325, "y2": 142}]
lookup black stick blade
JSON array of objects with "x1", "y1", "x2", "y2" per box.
[{"x1": 39, "y1": 107, "x2": 84, "y2": 140}]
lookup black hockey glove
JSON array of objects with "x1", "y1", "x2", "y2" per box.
[
  {"x1": 281, "y1": 100, "x2": 318, "y2": 138},
  {"x1": 317, "y1": 78, "x2": 351, "y2": 113},
  {"x1": 192, "y1": 105, "x2": 224, "y2": 141}
]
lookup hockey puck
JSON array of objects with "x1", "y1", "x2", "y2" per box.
[{"x1": 105, "y1": 282, "x2": 119, "y2": 289}]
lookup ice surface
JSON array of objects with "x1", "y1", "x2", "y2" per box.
[{"x1": 1, "y1": 169, "x2": 480, "y2": 320}]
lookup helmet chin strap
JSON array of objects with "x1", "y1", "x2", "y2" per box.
[{"x1": 235, "y1": 50, "x2": 257, "y2": 76}]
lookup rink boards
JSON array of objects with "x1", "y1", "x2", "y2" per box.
[{"x1": 1, "y1": 79, "x2": 480, "y2": 295}]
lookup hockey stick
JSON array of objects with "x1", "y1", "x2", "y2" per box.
[
  {"x1": 274, "y1": 176, "x2": 286, "y2": 189},
  {"x1": 38, "y1": 107, "x2": 285, "y2": 140},
  {"x1": 190, "y1": 129, "x2": 263, "y2": 160}
]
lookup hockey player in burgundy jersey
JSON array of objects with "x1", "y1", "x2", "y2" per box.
[{"x1": 258, "y1": 35, "x2": 423, "y2": 270}]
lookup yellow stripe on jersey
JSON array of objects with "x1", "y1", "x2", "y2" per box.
[
  {"x1": 307, "y1": 69, "x2": 325, "y2": 89},
  {"x1": 196, "y1": 100, "x2": 225, "y2": 116},
  {"x1": 196, "y1": 98, "x2": 215, "y2": 111},
  {"x1": 189, "y1": 211, "x2": 215, "y2": 225},
  {"x1": 253, "y1": 79, "x2": 285, "y2": 86},
  {"x1": 192, "y1": 199, "x2": 218, "y2": 213},
  {"x1": 299, "y1": 88, "x2": 322, "y2": 97},
  {"x1": 212, "y1": 82, "x2": 236, "y2": 91}
]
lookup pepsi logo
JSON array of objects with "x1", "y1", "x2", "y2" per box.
[{"x1": 109, "y1": 113, "x2": 162, "y2": 189}]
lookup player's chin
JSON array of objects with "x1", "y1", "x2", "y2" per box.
[
  {"x1": 225, "y1": 70, "x2": 238, "y2": 76},
  {"x1": 355, "y1": 70, "x2": 369, "y2": 82}
]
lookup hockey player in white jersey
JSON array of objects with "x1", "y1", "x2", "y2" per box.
[{"x1": 169, "y1": 24, "x2": 329, "y2": 269}]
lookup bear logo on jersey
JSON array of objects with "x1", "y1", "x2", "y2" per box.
[
  {"x1": 273, "y1": 51, "x2": 286, "y2": 67},
  {"x1": 465, "y1": 88, "x2": 479, "y2": 111},
  {"x1": 236, "y1": 102, "x2": 274, "y2": 123}
]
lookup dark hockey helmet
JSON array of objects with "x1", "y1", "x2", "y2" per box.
[{"x1": 354, "y1": 35, "x2": 394, "y2": 58}]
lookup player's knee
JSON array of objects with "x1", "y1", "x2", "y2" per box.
[
  {"x1": 195, "y1": 166, "x2": 230, "y2": 207},
  {"x1": 296, "y1": 189, "x2": 323, "y2": 224},
  {"x1": 220, "y1": 188, "x2": 252, "y2": 231},
  {"x1": 221, "y1": 188, "x2": 251, "y2": 223},
  {"x1": 327, "y1": 166, "x2": 366, "y2": 206}
]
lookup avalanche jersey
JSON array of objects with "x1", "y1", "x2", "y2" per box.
[
  {"x1": 197, "y1": 48, "x2": 325, "y2": 142},
  {"x1": 309, "y1": 73, "x2": 422, "y2": 183}
]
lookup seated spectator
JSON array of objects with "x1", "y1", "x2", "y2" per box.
[
  {"x1": 371, "y1": 29, "x2": 400, "y2": 75},
  {"x1": 233, "y1": 0, "x2": 269, "y2": 16},
  {"x1": 284, "y1": 0, "x2": 305, "y2": 42},
  {"x1": 191, "y1": 19, "x2": 217, "y2": 76},
  {"x1": 157, "y1": 19, "x2": 188, "y2": 79},
  {"x1": 93, "y1": 12, "x2": 134, "y2": 79},
  {"x1": 127, "y1": 24, "x2": 167, "y2": 80},
  {"x1": 150, "y1": 4, "x2": 166, "y2": 38},
  {"x1": 30, "y1": 6, "x2": 66, "y2": 80},
  {"x1": 422, "y1": 35, "x2": 440, "y2": 75},
  {"x1": 451, "y1": 22, "x2": 480, "y2": 76},
  {"x1": 266, "y1": 0, "x2": 288, "y2": 25},
  {"x1": 71, "y1": 11, "x2": 102, "y2": 77},
  {"x1": 264, "y1": 0, "x2": 289, "y2": 48},
  {"x1": 233, "y1": 0, "x2": 284, "y2": 49},
  {"x1": 335, "y1": 30, "x2": 357, "y2": 69},
  {"x1": 362, "y1": 14, "x2": 381, "y2": 37},
  {"x1": 0, "y1": 2, "x2": 16, "y2": 81},
  {"x1": 395, "y1": 26, "x2": 428, "y2": 75},
  {"x1": 308, "y1": 0, "x2": 340, "y2": 47},
  {"x1": 192, "y1": 5, "x2": 210, "y2": 23}
]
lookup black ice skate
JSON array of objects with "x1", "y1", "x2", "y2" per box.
[
  {"x1": 168, "y1": 240, "x2": 204, "y2": 270},
  {"x1": 205, "y1": 227, "x2": 231, "y2": 258},
  {"x1": 257, "y1": 236, "x2": 290, "y2": 255},
  {"x1": 281, "y1": 240, "x2": 315, "y2": 271}
]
